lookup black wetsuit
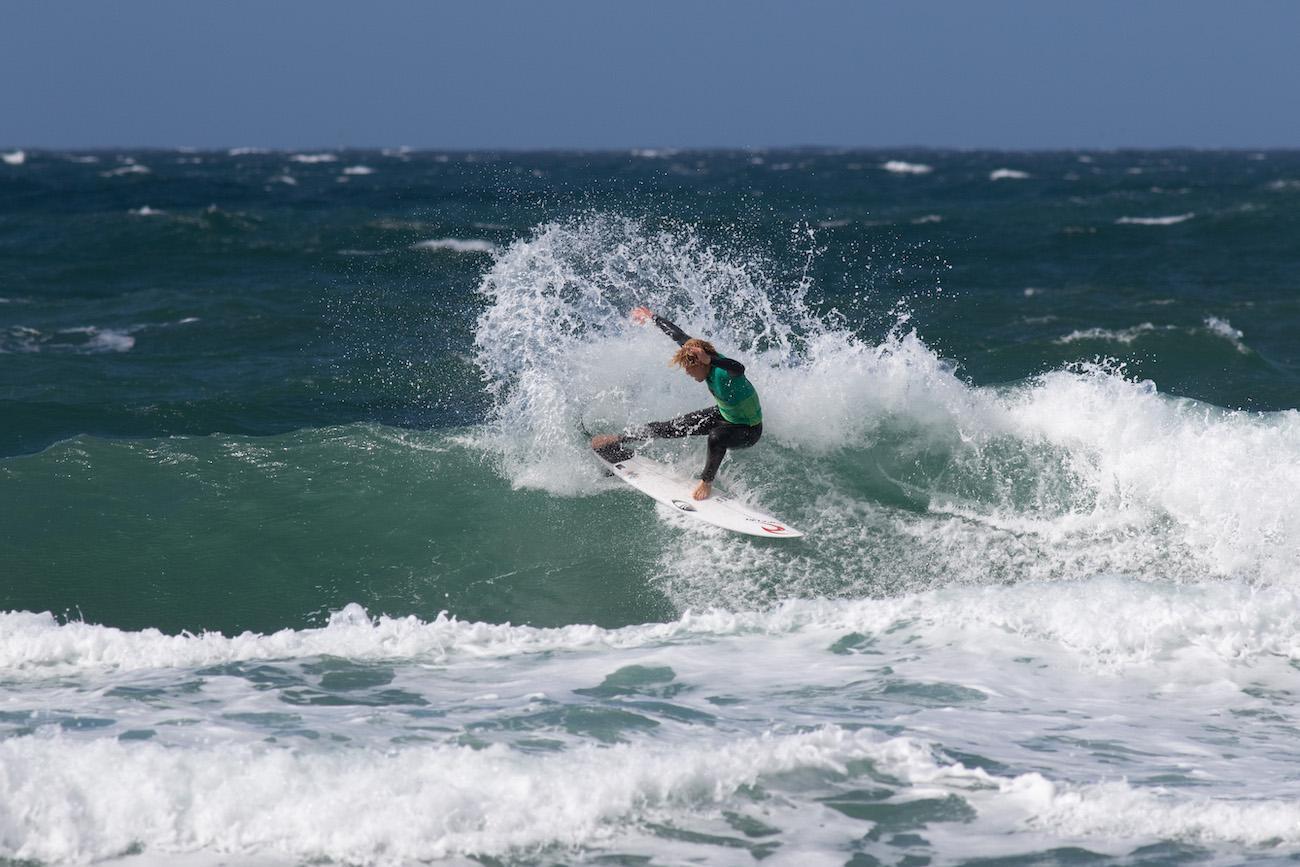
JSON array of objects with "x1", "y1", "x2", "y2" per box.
[{"x1": 606, "y1": 316, "x2": 763, "y2": 483}]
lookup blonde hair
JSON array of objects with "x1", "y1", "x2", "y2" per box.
[{"x1": 671, "y1": 338, "x2": 716, "y2": 368}]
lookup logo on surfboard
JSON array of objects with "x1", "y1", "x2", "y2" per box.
[{"x1": 671, "y1": 499, "x2": 697, "y2": 512}]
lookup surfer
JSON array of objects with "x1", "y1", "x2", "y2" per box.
[{"x1": 591, "y1": 306, "x2": 763, "y2": 500}]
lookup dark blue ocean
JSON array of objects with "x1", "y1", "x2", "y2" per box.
[{"x1": 3, "y1": 147, "x2": 1300, "y2": 866}]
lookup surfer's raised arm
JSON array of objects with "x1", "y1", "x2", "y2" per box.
[
  {"x1": 631, "y1": 305, "x2": 688, "y2": 345},
  {"x1": 630, "y1": 306, "x2": 746, "y2": 376}
]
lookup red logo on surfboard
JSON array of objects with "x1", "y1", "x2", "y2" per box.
[{"x1": 760, "y1": 523, "x2": 787, "y2": 534}]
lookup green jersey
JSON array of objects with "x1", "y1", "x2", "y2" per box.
[
  {"x1": 706, "y1": 357, "x2": 763, "y2": 426},
  {"x1": 651, "y1": 314, "x2": 762, "y2": 427}
]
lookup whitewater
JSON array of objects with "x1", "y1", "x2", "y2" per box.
[
  {"x1": 8, "y1": 578, "x2": 1300, "y2": 865},
  {"x1": 5, "y1": 151, "x2": 1300, "y2": 866}
]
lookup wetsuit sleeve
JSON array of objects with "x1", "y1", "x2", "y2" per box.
[
  {"x1": 654, "y1": 314, "x2": 745, "y2": 374},
  {"x1": 712, "y1": 356, "x2": 745, "y2": 376},
  {"x1": 652, "y1": 315, "x2": 691, "y2": 346}
]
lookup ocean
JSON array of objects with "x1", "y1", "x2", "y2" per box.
[{"x1": 2, "y1": 147, "x2": 1300, "y2": 866}]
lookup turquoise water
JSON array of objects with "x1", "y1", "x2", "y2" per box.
[{"x1": 3, "y1": 148, "x2": 1300, "y2": 865}]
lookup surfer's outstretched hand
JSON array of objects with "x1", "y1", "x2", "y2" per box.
[{"x1": 630, "y1": 306, "x2": 653, "y2": 325}]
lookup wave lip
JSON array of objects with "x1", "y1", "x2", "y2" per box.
[
  {"x1": 289, "y1": 153, "x2": 338, "y2": 164},
  {"x1": 1, "y1": 149, "x2": 25, "y2": 166},
  {"x1": 990, "y1": 168, "x2": 1031, "y2": 180}
]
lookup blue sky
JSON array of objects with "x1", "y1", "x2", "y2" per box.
[{"x1": 3, "y1": 0, "x2": 1298, "y2": 149}]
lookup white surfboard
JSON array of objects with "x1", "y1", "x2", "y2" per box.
[{"x1": 594, "y1": 449, "x2": 804, "y2": 538}]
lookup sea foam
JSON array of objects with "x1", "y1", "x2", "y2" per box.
[
  {"x1": 7, "y1": 719, "x2": 1300, "y2": 865},
  {"x1": 7, "y1": 591, "x2": 1300, "y2": 864},
  {"x1": 1, "y1": 325, "x2": 135, "y2": 354},
  {"x1": 9, "y1": 575, "x2": 1299, "y2": 677},
  {"x1": 0, "y1": 726, "x2": 891, "y2": 864}
]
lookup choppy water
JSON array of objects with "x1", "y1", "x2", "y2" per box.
[{"x1": 3, "y1": 148, "x2": 1300, "y2": 866}]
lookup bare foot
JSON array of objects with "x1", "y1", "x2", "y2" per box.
[
  {"x1": 590, "y1": 434, "x2": 619, "y2": 449},
  {"x1": 630, "y1": 306, "x2": 653, "y2": 324},
  {"x1": 692, "y1": 480, "x2": 712, "y2": 500}
]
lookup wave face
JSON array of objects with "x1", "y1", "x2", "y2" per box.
[
  {"x1": 5, "y1": 149, "x2": 1300, "y2": 865},
  {"x1": 472, "y1": 215, "x2": 1300, "y2": 609}
]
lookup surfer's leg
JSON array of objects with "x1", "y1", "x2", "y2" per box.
[
  {"x1": 593, "y1": 408, "x2": 721, "y2": 462},
  {"x1": 700, "y1": 422, "x2": 763, "y2": 482},
  {"x1": 631, "y1": 407, "x2": 720, "y2": 440}
]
